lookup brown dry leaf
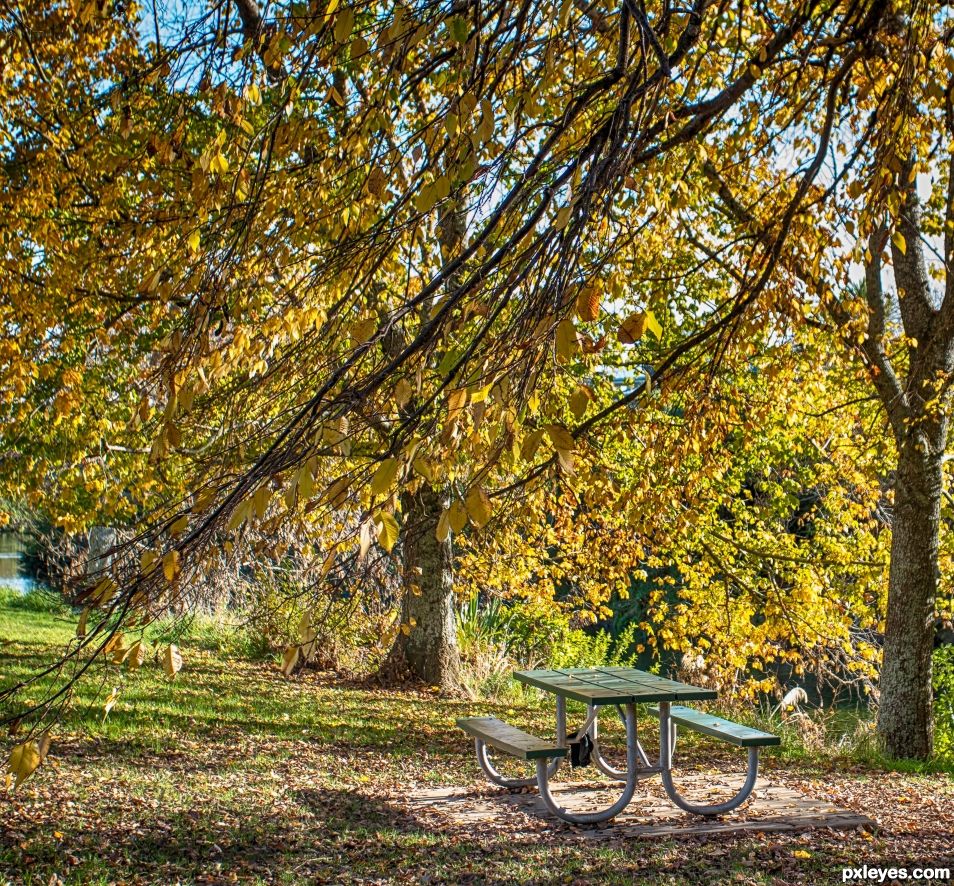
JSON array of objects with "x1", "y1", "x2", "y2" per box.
[{"x1": 162, "y1": 644, "x2": 183, "y2": 678}]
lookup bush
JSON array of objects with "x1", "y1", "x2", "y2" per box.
[
  {"x1": 456, "y1": 595, "x2": 639, "y2": 698},
  {"x1": 933, "y1": 644, "x2": 954, "y2": 761},
  {"x1": 148, "y1": 610, "x2": 273, "y2": 660}
]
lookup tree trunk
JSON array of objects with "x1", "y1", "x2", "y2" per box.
[
  {"x1": 387, "y1": 483, "x2": 461, "y2": 689},
  {"x1": 383, "y1": 200, "x2": 464, "y2": 690},
  {"x1": 878, "y1": 419, "x2": 946, "y2": 759}
]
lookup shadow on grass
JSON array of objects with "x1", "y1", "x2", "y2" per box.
[
  {"x1": 4, "y1": 780, "x2": 842, "y2": 885},
  {"x1": 3, "y1": 783, "x2": 521, "y2": 883}
]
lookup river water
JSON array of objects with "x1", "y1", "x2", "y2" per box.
[{"x1": 0, "y1": 533, "x2": 38, "y2": 594}]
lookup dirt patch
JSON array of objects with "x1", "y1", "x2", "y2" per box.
[{"x1": 403, "y1": 774, "x2": 874, "y2": 839}]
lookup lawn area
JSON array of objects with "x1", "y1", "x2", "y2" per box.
[{"x1": 1, "y1": 595, "x2": 952, "y2": 885}]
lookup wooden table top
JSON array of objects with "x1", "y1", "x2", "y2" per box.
[{"x1": 514, "y1": 666, "x2": 718, "y2": 705}]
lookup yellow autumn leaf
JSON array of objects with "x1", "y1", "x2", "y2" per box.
[
  {"x1": 162, "y1": 549, "x2": 180, "y2": 582},
  {"x1": 555, "y1": 318, "x2": 579, "y2": 360},
  {"x1": 187, "y1": 229, "x2": 200, "y2": 253},
  {"x1": 394, "y1": 377, "x2": 414, "y2": 407},
  {"x1": 436, "y1": 509, "x2": 451, "y2": 542},
  {"x1": 377, "y1": 511, "x2": 400, "y2": 552},
  {"x1": 521, "y1": 428, "x2": 545, "y2": 461},
  {"x1": 445, "y1": 112, "x2": 458, "y2": 138},
  {"x1": 140, "y1": 548, "x2": 158, "y2": 573},
  {"x1": 554, "y1": 205, "x2": 572, "y2": 231},
  {"x1": 569, "y1": 385, "x2": 591, "y2": 419},
  {"x1": 351, "y1": 317, "x2": 377, "y2": 344},
  {"x1": 465, "y1": 486, "x2": 493, "y2": 528},
  {"x1": 892, "y1": 230, "x2": 906, "y2": 256},
  {"x1": 319, "y1": 547, "x2": 337, "y2": 578},
  {"x1": 370, "y1": 458, "x2": 399, "y2": 495},
  {"x1": 617, "y1": 311, "x2": 647, "y2": 344},
  {"x1": 447, "y1": 387, "x2": 468, "y2": 418},
  {"x1": 227, "y1": 500, "x2": 249, "y2": 531},
  {"x1": 448, "y1": 500, "x2": 469, "y2": 532},
  {"x1": 281, "y1": 645, "x2": 299, "y2": 676},
  {"x1": 412, "y1": 457, "x2": 435, "y2": 482},
  {"x1": 103, "y1": 631, "x2": 125, "y2": 658},
  {"x1": 322, "y1": 475, "x2": 349, "y2": 508},
  {"x1": 334, "y1": 7, "x2": 354, "y2": 42},
  {"x1": 127, "y1": 640, "x2": 146, "y2": 671},
  {"x1": 103, "y1": 685, "x2": 121, "y2": 718},
  {"x1": 557, "y1": 448, "x2": 575, "y2": 474},
  {"x1": 359, "y1": 517, "x2": 374, "y2": 559},
  {"x1": 576, "y1": 284, "x2": 600, "y2": 321},
  {"x1": 415, "y1": 182, "x2": 437, "y2": 213},
  {"x1": 92, "y1": 576, "x2": 117, "y2": 604},
  {"x1": 8, "y1": 741, "x2": 41, "y2": 790},
  {"x1": 644, "y1": 310, "x2": 662, "y2": 338},
  {"x1": 544, "y1": 423, "x2": 575, "y2": 451}
]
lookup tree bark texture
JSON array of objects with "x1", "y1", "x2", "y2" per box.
[
  {"x1": 878, "y1": 415, "x2": 946, "y2": 759},
  {"x1": 380, "y1": 202, "x2": 465, "y2": 690},
  {"x1": 388, "y1": 483, "x2": 461, "y2": 689}
]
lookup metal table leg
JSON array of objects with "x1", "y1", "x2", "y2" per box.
[
  {"x1": 535, "y1": 703, "x2": 639, "y2": 824},
  {"x1": 590, "y1": 703, "x2": 653, "y2": 781}
]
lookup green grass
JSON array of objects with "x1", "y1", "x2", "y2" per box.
[{"x1": 1, "y1": 591, "x2": 952, "y2": 885}]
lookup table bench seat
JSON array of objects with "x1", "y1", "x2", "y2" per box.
[
  {"x1": 650, "y1": 705, "x2": 780, "y2": 747},
  {"x1": 457, "y1": 717, "x2": 567, "y2": 760}
]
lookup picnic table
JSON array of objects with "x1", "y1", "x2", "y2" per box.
[{"x1": 457, "y1": 666, "x2": 779, "y2": 824}]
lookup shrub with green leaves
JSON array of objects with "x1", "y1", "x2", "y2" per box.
[
  {"x1": 456, "y1": 594, "x2": 639, "y2": 697},
  {"x1": 933, "y1": 645, "x2": 954, "y2": 761}
]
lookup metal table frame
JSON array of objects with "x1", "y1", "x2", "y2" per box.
[{"x1": 473, "y1": 667, "x2": 762, "y2": 824}]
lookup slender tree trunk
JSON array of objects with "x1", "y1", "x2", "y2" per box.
[
  {"x1": 871, "y1": 151, "x2": 949, "y2": 760},
  {"x1": 388, "y1": 484, "x2": 461, "y2": 689},
  {"x1": 878, "y1": 417, "x2": 946, "y2": 759}
]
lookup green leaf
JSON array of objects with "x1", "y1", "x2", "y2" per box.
[
  {"x1": 446, "y1": 15, "x2": 469, "y2": 43},
  {"x1": 334, "y1": 7, "x2": 354, "y2": 42}
]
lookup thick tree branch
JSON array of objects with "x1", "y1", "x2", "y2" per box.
[{"x1": 891, "y1": 156, "x2": 937, "y2": 347}]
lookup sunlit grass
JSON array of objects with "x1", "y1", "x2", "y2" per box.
[{"x1": 1, "y1": 589, "x2": 952, "y2": 884}]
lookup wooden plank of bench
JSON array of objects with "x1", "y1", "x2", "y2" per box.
[
  {"x1": 649, "y1": 705, "x2": 780, "y2": 747},
  {"x1": 457, "y1": 717, "x2": 568, "y2": 760}
]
